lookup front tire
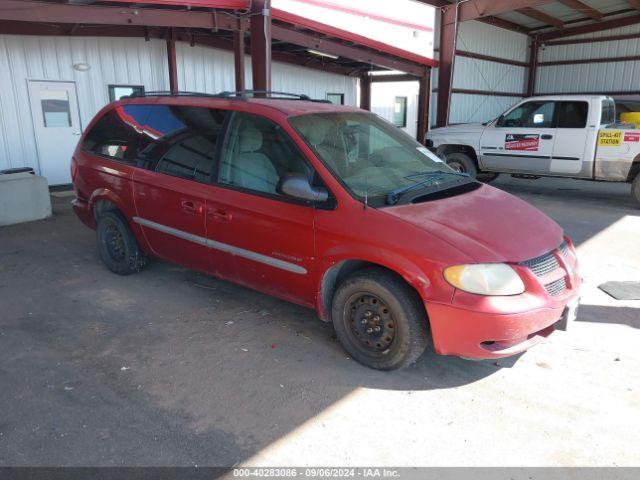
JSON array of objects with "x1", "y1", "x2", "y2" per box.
[
  {"x1": 444, "y1": 152, "x2": 477, "y2": 178},
  {"x1": 96, "y1": 211, "x2": 147, "y2": 275},
  {"x1": 633, "y1": 174, "x2": 640, "y2": 207},
  {"x1": 332, "y1": 268, "x2": 429, "y2": 370}
]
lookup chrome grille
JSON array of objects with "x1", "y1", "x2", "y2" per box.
[
  {"x1": 520, "y1": 242, "x2": 569, "y2": 297},
  {"x1": 520, "y1": 251, "x2": 560, "y2": 277},
  {"x1": 545, "y1": 277, "x2": 567, "y2": 296}
]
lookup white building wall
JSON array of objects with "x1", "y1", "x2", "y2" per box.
[
  {"x1": 536, "y1": 23, "x2": 640, "y2": 95},
  {"x1": 377, "y1": 20, "x2": 529, "y2": 132},
  {"x1": 371, "y1": 81, "x2": 419, "y2": 138},
  {"x1": 0, "y1": 35, "x2": 357, "y2": 174}
]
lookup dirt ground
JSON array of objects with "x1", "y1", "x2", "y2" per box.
[{"x1": 0, "y1": 176, "x2": 638, "y2": 467}]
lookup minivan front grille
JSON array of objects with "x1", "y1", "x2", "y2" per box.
[
  {"x1": 545, "y1": 277, "x2": 567, "y2": 296},
  {"x1": 519, "y1": 242, "x2": 570, "y2": 297},
  {"x1": 520, "y1": 251, "x2": 560, "y2": 277}
]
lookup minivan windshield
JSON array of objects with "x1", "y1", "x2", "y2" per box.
[{"x1": 290, "y1": 112, "x2": 474, "y2": 206}]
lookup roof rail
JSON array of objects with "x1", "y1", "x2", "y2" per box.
[
  {"x1": 127, "y1": 90, "x2": 223, "y2": 98},
  {"x1": 217, "y1": 90, "x2": 331, "y2": 103},
  {"x1": 126, "y1": 89, "x2": 331, "y2": 103}
]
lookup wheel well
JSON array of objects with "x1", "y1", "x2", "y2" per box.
[
  {"x1": 319, "y1": 260, "x2": 424, "y2": 322},
  {"x1": 627, "y1": 156, "x2": 640, "y2": 182},
  {"x1": 436, "y1": 144, "x2": 479, "y2": 166},
  {"x1": 93, "y1": 199, "x2": 120, "y2": 222}
]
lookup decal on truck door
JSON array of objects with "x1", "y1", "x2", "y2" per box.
[
  {"x1": 624, "y1": 131, "x2": 640, "y2": 142},
  {"x1": 505, "y1": 134, "x2": 540, "y2": 151},
  {"x1": 598, "y1": 130, "x2": 623, "y2": 146}
]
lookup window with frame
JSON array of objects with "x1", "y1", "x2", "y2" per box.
[
  {"x1": 498, "y1": 101, "x2": 555, "y2": 128},
  {"x1": 556, "y1": 101, "x2": 588, "y2": 128},
  {"x1": 109, "y1": 85, "x2": 145, "y2": 102},
  {"x1": 83, "y1": 104, "x2": 155, "y2": 164},
  {"x1": 218, "y1": 112, "x2": 314, "y2": 196},
  {"x1": 327, "y1": 93, "x2": 345, "y2": 105},
  {"x1": 602, "y1": 99, "x2": 617, "y2": 125},
  {"x1": 393, "y1": 96, "x2": 408, "y2": 128}
]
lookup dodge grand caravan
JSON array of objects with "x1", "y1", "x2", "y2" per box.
[{"x1": 71, "y1": 91, "x2": 580, "y2": 370}]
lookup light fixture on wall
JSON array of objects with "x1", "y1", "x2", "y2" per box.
[
  {"x1": 307, "y1": 49, "x2": 339, "y2": 60},
  {"x1": 73, "y1": 63, "x2": 91, "y2": 72}
]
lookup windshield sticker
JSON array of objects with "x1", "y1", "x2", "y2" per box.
[
  {"x1": 417, "y1": 146, "x2": 444, "y2": 162},
  {"x1": 505, "y1": 134, "x2": 540, "y2": 151},
  {"x1": 598, "y1": 130, "x2": 623, "y2": 146},
  {"x1": 624, "y1": 131, "x2": 640, "y2": 143}
]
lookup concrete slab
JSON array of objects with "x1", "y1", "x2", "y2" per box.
[
  {"x1": 0, "y1": 173, "x2": 51, "y2": 226},
  {"x1": 0, "y1": 177, "x2": 638, "y2": 467}
]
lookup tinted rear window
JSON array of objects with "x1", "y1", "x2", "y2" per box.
[{"x1": 83, "y1": 104, "x2": 226, "y2": 182}]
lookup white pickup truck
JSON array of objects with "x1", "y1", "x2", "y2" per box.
[{"x1": 425, "y1": 95, "x2": 640, "y2": 205}]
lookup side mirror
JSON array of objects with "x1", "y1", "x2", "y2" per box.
[{"x1": 280, "y1": 173, "x2": 329, "y2": 203}]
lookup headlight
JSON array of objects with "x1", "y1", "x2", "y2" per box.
[{"x1": 444, "y1": 264, "x2": 525, "y2": 296}]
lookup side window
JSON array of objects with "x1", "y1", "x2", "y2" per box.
[
  {"x1": 601, "y1": 100, "x2": 616, "y2": 125},
  {"x1": 218, "y1": 112, "x2": 313, "y2": 196},
  {"x1": 556, "y1": 101, "x2": 588, "y2": 128},
  {"x1": 83, "y1": 104, "x2": 153, "y2": 164},
  {"x1": 152, "y1": 106, "x2": 226, "y2": 183},
  {"x1": 498, "y1": 101, "x2": 555, "y2": 128}
]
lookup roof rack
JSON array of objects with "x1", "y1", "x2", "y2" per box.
[{"x1": 127, "y1": 89, "x2": 331, "y2": 103}]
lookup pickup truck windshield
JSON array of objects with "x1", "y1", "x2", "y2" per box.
[{"x1": 290, "y1": 112, "x2": 471, "y2": 205}]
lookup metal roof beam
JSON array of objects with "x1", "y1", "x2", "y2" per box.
[
  {"x1": 627, "y1": 1, "x2": 640, "y2": 11},
  {"x1": 517, "y1": 7, "x2": 565, "y2": 29},
  {"x1": 441, "y1": 0, "x2": 555, "y2": 24},
  {"x1": 539, "y1": 12, "x2": 640, "y2": 40},
  {"x1": 558, "y1": 0, "x2": 603, "y2": 21},
  {"x1": 0, "y1": 0, "x2": 243, "y2": 30}
]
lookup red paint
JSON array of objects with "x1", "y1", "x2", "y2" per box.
[
  {"x1": 624, "y1": 131, "x2": 640, "y2": 142},
  {"x1": 505, "y1": 134, "x2": 540, "y2": 151},
  {"x1": 72, "y1": 95, "x2": 579, "y2": 360}
]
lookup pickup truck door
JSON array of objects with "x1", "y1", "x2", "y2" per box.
[
  {"x1": 550, "y1": 100, "x2": 592, "y2": 176},
  {"x1": 479, "y1": 100, "x2": 556, "y2": 174}
]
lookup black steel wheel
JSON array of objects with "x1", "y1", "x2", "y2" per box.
[
  {"x1": 96, "y1": 211, "x2": 147, "y2": 275},
  {"x1": 332, "y1": 268, "x2": 429, "y2": 370},
  {"x1": 445, "y1": 152, "x2": 477, "y2": 178}
]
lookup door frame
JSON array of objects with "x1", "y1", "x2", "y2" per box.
[{"x1": 26, "y1": 79, "x2": 83, "y2": 178}]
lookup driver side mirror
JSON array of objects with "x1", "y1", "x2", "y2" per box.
[{"x1": 280, "y1": 173, "x2": 329, "y2": 203}]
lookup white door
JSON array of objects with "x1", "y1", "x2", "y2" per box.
[
  {"x1": 28, "y1": 81, "x2": 82, "y2": 185},
  {"x1": 550, "y1": 100, "x2": 592, "y2": 176},
  {"x1": 479, "y1": 100, "x2": 556, "y2": 174}
]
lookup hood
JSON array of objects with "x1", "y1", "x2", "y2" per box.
[
  {"x1": 383, "y1": 184, "x2": 563, "y2": 263},
  {"x1": 427, "y1": 123, "x2": 486, "y2": 136}
]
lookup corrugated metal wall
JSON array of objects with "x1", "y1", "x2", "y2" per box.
[
  {"x1": 0, "y1": 35, "x2": 357, "y2": 174},
  {"x1": 371, "y1": 81, "x2": 419, "y2": 138},
  {"x1": 427, "y1": 20, "x2": 529, "y2": 126},
  {"x1": 536, "y1": 23, "x2": 640, "y2": 94}
]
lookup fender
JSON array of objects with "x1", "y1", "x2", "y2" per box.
[
  {"x1": 314, "y1": 245, "x2": 447, "y2": 322},
  {"x1": 88, "y1": 187, "x2": 151, "y2": 252}
]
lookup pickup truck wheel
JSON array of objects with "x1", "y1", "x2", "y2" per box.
[
  {"x1": 331, "y1": 268, "x2": 429, "y2": 370},
  {"x1": 477, "y1": 172, "x2": 500, "y2": 183},
  {"x1": 445, "y1": 152, "x2": 477, "y2": 178},
  {"x1": 633, "y1": 174, "x2": 640, "y2": 206},
  {"x1": 96, "y1": 211, "x2": 147, "y2": 275}
]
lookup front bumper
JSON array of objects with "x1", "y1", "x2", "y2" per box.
[{"x1": 426, "y1": 262, "x2": 580, "y2": 359}]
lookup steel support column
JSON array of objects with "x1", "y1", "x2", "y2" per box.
[
  {"x1": 233, "y1": 19, "x2": 245, "y2": 92},
  {"x1": 360, "y1": 74, "x2": 371, "y2": 111},
  {"x1": 436, "y1": 5, "x2": 458, "y2": 127},
  {"x1": 526, "y1": 36, "x2": 539, "y2": 97},
  {"x1": 250, "y1": 0, "x2": 272, "y2": 93},
  {"x1": 166, "y1": 29, "x2": 178, "y2": 93},
  {"x1": 417, "y1": 69, "x2": 431, "y2": 143}
]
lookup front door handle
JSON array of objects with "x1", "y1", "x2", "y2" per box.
[
  {"x1": 541, "y1": 134, "x2": 553, "y2": 140},
  {"x1": 207, "y1": 208, "x2": 232, "y2": 222},
  {"x1": 181, "y1": 200, "x2": 203, "y2": 215}
]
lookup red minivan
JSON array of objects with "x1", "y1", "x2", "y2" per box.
[{"x1": 71, "y1": 91, "x2": 580, "y2": 370}]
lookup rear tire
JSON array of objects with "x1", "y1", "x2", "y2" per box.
[
  {"x1": 477, "y1": 172, "x2": 500, "y2": 183},
  {"x1": 96, "y1": 211, "x2": 147, "y2": 275},
  {"x1": 444, "y1": 152, "x2": 477, "y2": 178},
  {"x1": 331, "y1": 268, "x2": 429, "y2": 370},
  {"x1": 633, "y1": 174, "x2": 640, "y2": 207}
]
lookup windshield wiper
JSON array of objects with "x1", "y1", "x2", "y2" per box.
[{"x1": 385, "y1": 171, "x2": 469, "y2": 206}]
